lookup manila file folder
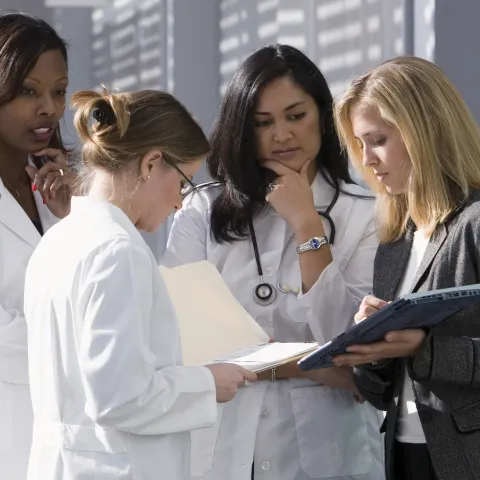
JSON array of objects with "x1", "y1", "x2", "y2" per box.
[
  {"x1": 158, "y1": 261, "x2": 317, "y2": 370},
  {"x1": 159, "y1": 260, "x2": 270, "y2": 366}
]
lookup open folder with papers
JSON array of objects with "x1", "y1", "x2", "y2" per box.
[{"x1": 159, "y1": 261, "x2": 317, "y2": 372}]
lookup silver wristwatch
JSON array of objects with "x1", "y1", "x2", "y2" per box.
[{"x1": 296, "y1": 236, "x2": 328, "y2": 254}]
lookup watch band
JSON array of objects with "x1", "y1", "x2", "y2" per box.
[{"x1": 296, "y1": 236, "x2": 328, "y2": 254}]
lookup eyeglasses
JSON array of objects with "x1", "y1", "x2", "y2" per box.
[{"x1": 164, "y1": 158, "x2": 197, "y2": 199}]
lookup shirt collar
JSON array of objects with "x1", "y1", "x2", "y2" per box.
[
  {"x1": 311, "y1": 172, "x2": 339, "y2": 209},
  {"x1": 70, "y1": 196, "x2": 143, "y2": 242}
]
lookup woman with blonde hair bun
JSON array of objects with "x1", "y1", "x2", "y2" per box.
[
  {"x1": 23, "y1": 89, "x2": 256, "y2": 480},
  {"x1": 333, "y1": 56, "x2": 480, "y2": 480}
]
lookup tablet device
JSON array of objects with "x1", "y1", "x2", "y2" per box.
[{"x1": 298, "y1": 284, "x2": 480, "y2": 371}]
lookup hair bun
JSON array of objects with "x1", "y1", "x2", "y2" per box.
[
  {"x1": 72, "y1": 88, "x2": 131, "y2": 147},
  {"x1": 92, "y1": 105, "x2": 115, "y2": 126}
]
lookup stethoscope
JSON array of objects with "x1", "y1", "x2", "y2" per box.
[{"x1": 248, "y1": 186, "x2": 340, "y2": 306}]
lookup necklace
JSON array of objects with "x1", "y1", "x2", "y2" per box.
[{"x1": 1, "y1": 177, "x2": 21, "y2": 197}]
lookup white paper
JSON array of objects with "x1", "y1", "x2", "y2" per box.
[
  {"x1": 212, "y1": 342, "x2": 319, "y2": 372},
  {"x1": 159, "y1": 261, "x2": 270, "y2": 366}
]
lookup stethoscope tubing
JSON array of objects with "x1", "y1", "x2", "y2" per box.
[{"x1": 249, "y1": 187, "x2": 340, "y2": 303}]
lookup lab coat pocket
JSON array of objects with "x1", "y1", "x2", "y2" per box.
[
  {"x1": 290, "y1": 386, "x2": 371, "y2": 478},
  {"x1": 30, "y1": 423, "x2": 134, "y2": 480},
  {"x1": 190, "y1": 403, "x2": 224, "y2": 477},
  {"x1": 33, "y1": 422, "x2": 128, "y2": 453}
]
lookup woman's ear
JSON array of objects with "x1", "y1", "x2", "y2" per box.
[{"x1": 140, "y1": 150, "x2": 163, "y2": 181}]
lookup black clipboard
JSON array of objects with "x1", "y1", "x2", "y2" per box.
[{"x1": 298, "y1": 284, "x2": 480, "y2": 371}]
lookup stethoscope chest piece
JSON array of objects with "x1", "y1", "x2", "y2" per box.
[{"x1": 253, "y1": 282, "x2": 277, "y2": 306}]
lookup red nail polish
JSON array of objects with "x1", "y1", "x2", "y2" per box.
[{"x1": 32, "y1": 184, "x2": 37, "y2": 192}]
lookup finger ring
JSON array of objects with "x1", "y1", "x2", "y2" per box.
[
  {"x1": 371, "y1": 360, "x2": 378, "y2": 366},
  {"x1": 59, "y1": 168, "x2": 64, "y2": 177},
  {"x1": 267, "y1": 183, "x2": 275, "y2": 193}
]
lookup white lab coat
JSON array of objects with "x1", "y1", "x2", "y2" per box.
[
  {"x1": 24, "y1": 196, "x2": 217, "y2": 480},
  {"x1": 163, "y1": 174, "x2": 385, "y2": 480},
  {"x1": 0, "y1": 178, "x2": 59, "y2": 480}
]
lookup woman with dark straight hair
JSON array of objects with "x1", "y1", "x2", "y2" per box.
[
  {"x1": 207, "y1": 44, "x2": 354, "y2": 242},
  {"x1": 0, "y1": 12, "x2": 74, "y2": 479},
  {"x1": 164, "y1": 44, "x2": 384, "y2": 479}
]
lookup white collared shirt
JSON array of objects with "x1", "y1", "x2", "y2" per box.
[{"x1": 395, "y1": 229, "x2": 430, "y2": 444}]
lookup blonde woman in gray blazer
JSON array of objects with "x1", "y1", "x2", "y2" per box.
[{"x1": 333, "y1": 56, "x2": 480, "y2": 480}]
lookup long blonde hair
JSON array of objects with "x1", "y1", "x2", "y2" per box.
[{"x1": 334, "y1": 56, "x2": 480, "y2": 243}]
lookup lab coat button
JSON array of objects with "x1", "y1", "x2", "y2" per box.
[
  {"x1": 261, "y1": 461, "x2": 271, "y2": 471},
  {"x1": 265, "y1": 267, "x2": 274, "y2": 277},
  {"x1": 261, "y1": 408, "x2": 270, "y2": 417}
]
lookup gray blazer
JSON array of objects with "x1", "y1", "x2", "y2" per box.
[{"x1": 354, "y1": 191, "x2": 480, "y2": 480}]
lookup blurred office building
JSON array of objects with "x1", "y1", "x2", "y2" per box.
[{"x1": 3, "y1": 0, "x2": 480, "y2": 256}]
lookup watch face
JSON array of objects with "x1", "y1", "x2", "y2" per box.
[{"x1": 310, "y1": 238, "x2": 321, "y2": 249}]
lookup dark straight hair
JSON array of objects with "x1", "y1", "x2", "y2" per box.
[
  {"x1": 0, "y1": 11, "x2": 69, "y2": 153},
  {"x1": 207, "y1": 44, "x2": 354, "y2": 243}
]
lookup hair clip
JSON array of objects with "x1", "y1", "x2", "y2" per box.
[{"x1": 92, "y1": 107, "x2": 115, "y2": 126}]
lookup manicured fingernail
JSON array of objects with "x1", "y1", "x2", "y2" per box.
[
  {"x1": 43, "y1": 198, "x2": 46, "y2": 204},
  {"x1": 32, "y1": 184, "x2": 37, "y2": 192}
]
